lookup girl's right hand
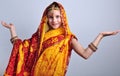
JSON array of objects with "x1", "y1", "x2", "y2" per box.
[
  {"x1": 1, "y1": 21, "x2": 15, "y2": 31},
  {"x1": 1, "y1": 21, "x2": 17, "y2": 38}
]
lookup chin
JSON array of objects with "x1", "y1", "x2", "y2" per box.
[{"x1": 52, "y1": 26, "x2": 60, "y2": 29}]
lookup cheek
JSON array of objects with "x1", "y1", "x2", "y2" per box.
[
  {"x1": 59, "y1": 18, "x2": 62, "y2": 24},
  {"x1": 57, "y1": 18, "x2": 61, "y2": 22}
]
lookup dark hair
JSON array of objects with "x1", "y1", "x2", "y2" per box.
[{"x1": 47, "y1": 2, "x2": 60, "y2": 13}]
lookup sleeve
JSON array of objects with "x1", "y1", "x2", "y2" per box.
[{"x1": 4, "y1": 39, "x2": 22, "y2": 76}]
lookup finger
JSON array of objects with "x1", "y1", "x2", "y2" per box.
[
  {"x1": 113, "y1": 31, "x2": 120, "y2": 35},
  {"x1": 1, "y1": 21, "x2": 4, "y2": 25},
  {"x1": 117, "y1": 30, "x2": 120, "y2": 32},
  {"x1": 1, "y1": 21, "x2": 7, "y2": 26},
  {"x1": 9, "y1": 23, "x2": 14, "y2": 26},
  {"x1": 1, "y1": 21, "x2": 11, "y2": 29},
  {"x1": 114, "y1": 30, "x2": 120, "y2": 34}
]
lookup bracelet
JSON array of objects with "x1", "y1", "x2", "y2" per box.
[
  {"x1": 88, "y1": 43, "x2": 97, "y2": 52},
  {"x1": 10, "y1": 36, "x2": 18, "y2": 44}
]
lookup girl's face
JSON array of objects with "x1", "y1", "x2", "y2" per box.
[{"x1": 47, "y1": 9, "x2": 62, "y2": 29}]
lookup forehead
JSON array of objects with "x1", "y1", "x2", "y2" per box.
[{"x1": 47, "y1": 10, "x2": 61, "y2": 16}]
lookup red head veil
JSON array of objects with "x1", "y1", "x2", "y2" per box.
[{"x1": 36, "y1": 1, "x2": 72, "y2": 57}]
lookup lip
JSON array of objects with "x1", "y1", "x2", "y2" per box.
[{"x1": 52, "y1": 23, "x2": 58, "y2": 25}]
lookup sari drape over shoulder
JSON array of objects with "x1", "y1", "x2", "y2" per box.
[{"x1": 4, "y1": 2, "x2": 77, "y2": 76}]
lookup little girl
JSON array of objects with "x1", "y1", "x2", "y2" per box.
[{"x1": 1, "y1": 2, "x2": 120, "y2": 76}]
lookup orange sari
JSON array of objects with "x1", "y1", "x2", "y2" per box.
[{"x1": 4, "y1": 2, "x2": 76, "y2": 76}]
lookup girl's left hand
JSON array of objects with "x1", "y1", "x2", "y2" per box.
[{"x1": 100, "y1": 30, "x2": 120, "y2": 37}]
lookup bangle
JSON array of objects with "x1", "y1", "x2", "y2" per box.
[
  {"x1": 88, "y1": 43, "x2": 97, "y2": 52},
  {"x1": 10, "y1": 36, "x2": 18, "y2": 44}
]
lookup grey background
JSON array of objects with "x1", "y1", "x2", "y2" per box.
[{"x1": 0, "y1": 0, "x2": 120, "y2": 76}]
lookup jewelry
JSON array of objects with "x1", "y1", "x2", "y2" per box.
[
  {"x1": 10, "y1": 36, "x2": 18, "y2": 44},
  {"x1": 88, "y1": 42, "x2": 97, "y2": 52}
]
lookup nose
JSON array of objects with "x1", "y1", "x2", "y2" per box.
[{"x1": 53, "y1": 17, "x2": 57, "y2": 22}]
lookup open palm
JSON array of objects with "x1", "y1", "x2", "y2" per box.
[
  {"x1": 100, "y1": 30, "x2": 120, "y2": 37},
  {"x1": 1, "y1": 21, "x2": 15, "y2": 30}
]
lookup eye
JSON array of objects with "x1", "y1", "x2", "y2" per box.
[
  {"x1": 48, "y1": 16, "x2": 53, "y2": 19},
  {"x1": 56, "y1": 15, "x2": 60, "y2": 18}
]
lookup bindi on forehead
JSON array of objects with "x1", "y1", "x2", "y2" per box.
[{"x1": 48, "y1": 10, "x2": 61, "y2": 16}]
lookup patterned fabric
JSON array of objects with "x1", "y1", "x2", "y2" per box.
[{"x1": 4, "y1": 2, "x2": 76, "y2": 76}]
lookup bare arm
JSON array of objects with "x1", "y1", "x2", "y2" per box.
[
  {"x1": 1, "y1": 21, "x2": 18, "y2": 43},
  {"x1": 71, "y1": 30, "x2": 120, "y2": 59}
]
